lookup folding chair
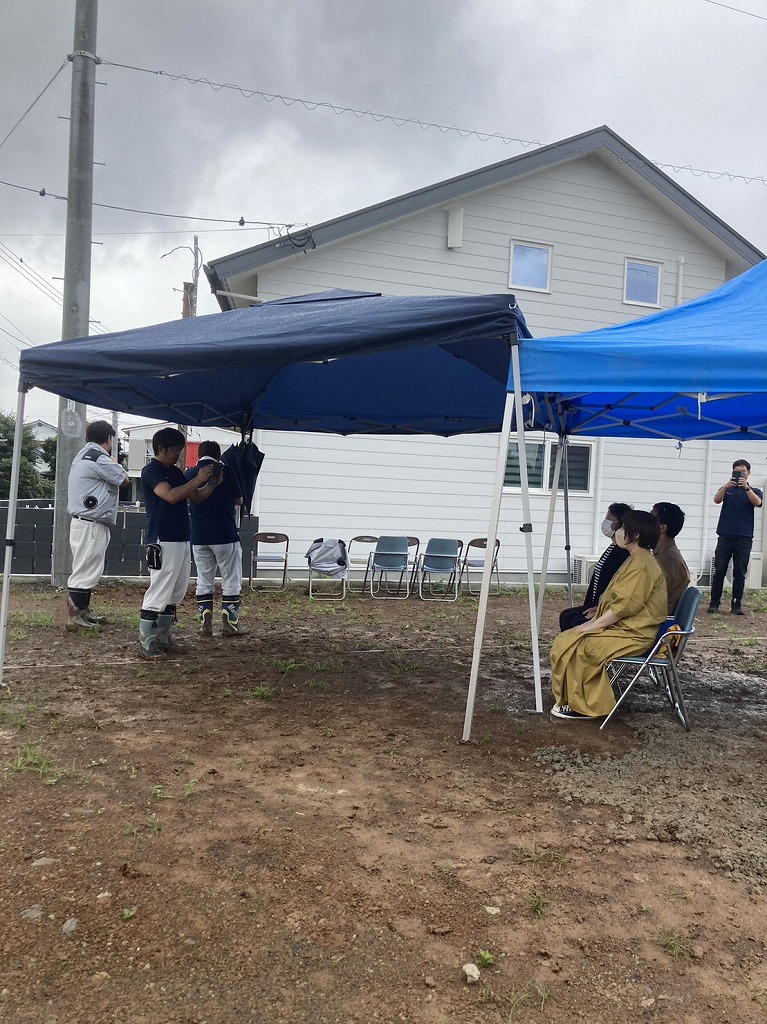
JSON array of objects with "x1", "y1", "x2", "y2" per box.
[
  {"x1": 347, "y1": 535, "x2": 378, "y2": 594},
  {"x1": 368, "y1": 536, "x2": 410, "y2": 599},
  {"x1": 459, "y1": 537, "x2": 501, "y2": 595},
  {"x1": 249, "y1": 532, "x2": 289, "y2": 592},
  {"x1": 406, "y1": 536, "x2": 421, "y2": 591},
  {"x1": 305, "y1": 538, "x2": 348, "y2": 600},
  {"x1": 601, "y1": 586, "x2": 702, "y2": 731},
  {"x1": 415, "y1": 538, "x2": 463, "y2": 601}
]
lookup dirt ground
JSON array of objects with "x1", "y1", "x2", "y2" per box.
[{"x1": 1, "y1": 579, "x2": 767, "y2": 1024}]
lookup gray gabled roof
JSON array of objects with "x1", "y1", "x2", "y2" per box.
[{"x1": 205, "y1": 125, "x2": 764, "y2": 309}]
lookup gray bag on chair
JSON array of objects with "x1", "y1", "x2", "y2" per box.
[{"x1": 305, "y1": 538, "x2": 348, "y2": 579}]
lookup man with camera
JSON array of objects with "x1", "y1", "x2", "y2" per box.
[
  {"x1": 709, "y1": 459, "x2": 763, "y2": 615},
  {"x1": 184, "y1": 439, "x2": 246, "y2": 638},
  {"x1": 66, "y1": 419, "x2": 128, "y2": 631}
]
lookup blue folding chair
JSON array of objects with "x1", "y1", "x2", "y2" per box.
[
  {"x1": 602, "y1": 586, "x2": 702, "y2": 731},
  {"x1": 367, "y1": 536, "x2": 410, "y2": 599},
  {"x1": 415, "y1": 538, "x2": 463, "y2": 601}
]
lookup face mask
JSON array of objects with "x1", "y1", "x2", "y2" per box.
[
  {"x1": 613, "y1": 528, "x2": 629, "y2": 549},
  {"x1": 600, "y1": 518, "x2": 615, "y2": 538}
]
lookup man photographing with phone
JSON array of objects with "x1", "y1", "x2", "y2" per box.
[{"x1": 709, "y1": 459, "x2": 763, "y2": 615}]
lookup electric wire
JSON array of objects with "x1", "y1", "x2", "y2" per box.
[
  {"x1": 0, "y1": 61, "x2": 68, "y2": 153},
  {"x1": 703, "y1": 0, "x2": 767, "y2": 19},
  {"x1": 0, "y1": 242, "x2": 111, "y2": 336},
  {"x1": 98, "y1": 59, "x2": 767, "y2": 189}
]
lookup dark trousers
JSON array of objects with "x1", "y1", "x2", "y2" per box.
[
  {"x1": 559, "y1": 605, "x2": 590, "y2": 631},
  {"x1": 710, "y1": 534, "x2": 752, "y2": 604}
]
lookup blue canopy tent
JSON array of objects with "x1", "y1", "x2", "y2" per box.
[
  {"x1": 463, "y1": 258, "x2": 767, "y2": 738},
  {"x1": 2, "y1": 290, "x2": 533, "y2": 700}
]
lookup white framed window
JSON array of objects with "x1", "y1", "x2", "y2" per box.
[
  {"x1": 624, "y1": 258, "x2": 662, "y2": 307},
  {"x1": 504, "y1": 436, "x2": 595, "y2": 494},
  {"x1": 509, "y1": 240, "x2": 552, "y2": 292}
]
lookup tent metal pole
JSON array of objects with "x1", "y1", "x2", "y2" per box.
[
  {"x1": 537, "y1": 438, "x2": 564, "y2": 624},
  {"x1": 0, "y1": 384, "x2": 29, "y2": 691},
  {"x1": 562, "y1": 438, "x2": 573, "y2": 606},
  {"x1": 510, "y1": 343, "x2": 543, "y2": 713},
  {"x1": 462, "y1": 391, "x2": 515, "y2": 742}
]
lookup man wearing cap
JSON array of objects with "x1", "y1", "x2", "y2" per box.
[{"x1": 66, "y1": 420, "x2": 127, "y2": 630}]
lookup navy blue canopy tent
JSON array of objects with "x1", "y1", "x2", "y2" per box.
[
  {"x1": 17, "y1": 290, "x2": 531, "y2": 435},
  {"x1": 2, "y1": 290, "x2": 531, "y2": 699}
]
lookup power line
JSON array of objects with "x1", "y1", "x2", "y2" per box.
[
  {"x1": 98, "y1": 59, "x2": 767, "y2": 190},
  {"x1": 102, "y1": 59, "x2": 544, "y2": 150},
  {"x1": 703, "y1": 0, "x2": 767, "y2": 20},
  {"x1": 0, "y1": 242, "x2": 111, "y2": 335},
  {"x1": 0, "y1": 61, "x2": 68, "y2": 153},
  {"x1": 0, "y1": 176, "x2": 301, "y2": 228}
]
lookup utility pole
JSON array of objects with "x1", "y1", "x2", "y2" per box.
[
  {"x1": 177, "y1": 236, "x2": 199, "y2": 468},
  {"x1": 52, "y1": 0, "x2": 99, "y2": 585}
]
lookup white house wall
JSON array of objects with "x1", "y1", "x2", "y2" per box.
[
  {"x1": 234, "y1": 153, "x2": 762, "y2": 584},
  {"x1": 252, "y1": 430, "x2": 767, "y2": 584}
]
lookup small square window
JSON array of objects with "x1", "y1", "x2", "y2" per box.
[
  {"x1": 505, "y1": 439, "x2": 593, "y2": 493},
  {"x1": 509, "y1": 241, "x2": 551, "y2": 292},
  {"x1": 624, "y1": 258, "x2": 661, "y2": 306}
]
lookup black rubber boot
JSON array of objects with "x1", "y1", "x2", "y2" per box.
[
  {"x1": 731, "y1": 601, "x2": 744, "y2": 616},
  {"x1": 66, "y1": 589, "x2": 97, "y2": 632}
]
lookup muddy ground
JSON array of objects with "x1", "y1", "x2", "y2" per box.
[{"x1": 1, "y1": 580, "x2": 766, "y2": 1024}]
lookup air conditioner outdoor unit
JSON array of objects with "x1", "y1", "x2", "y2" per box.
[
  {"x1": 708, "y1": 551, "x2": 763, "y2": 590},
  {"x1": 571, "y1": 555, "x2": 601, "y2": 587}
]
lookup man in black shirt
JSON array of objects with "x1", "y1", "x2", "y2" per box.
[
  {"x1": 138, "y1": 427, "x2": 217, "y2": 660},
  {"x1": 709, "y1": 459, "x2": 763, "y2": 615}
]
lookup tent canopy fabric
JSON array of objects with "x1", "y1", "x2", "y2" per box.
[
  {"x1": 516, "y1": 259, "x2": 767, "y2": 441},
  {"x1": 19, "y1": 290, "x2": 530, "y2": 436}
]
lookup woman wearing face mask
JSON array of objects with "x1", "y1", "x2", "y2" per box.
[
  {"x1": 550, "y1": 510, "x2": 668, "y2": 721},
  {"x1": 559, "y1": 502, "x2": 633, "y2": 632}
]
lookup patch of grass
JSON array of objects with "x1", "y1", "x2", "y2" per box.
[
  {"x1": 272, "y1": 658, "x2": 305, "y2": 675},
  {"x1": 312, "y1": 659, "x2": 344, "y2": 672},
  {"x1": 528, "y1": 891, "x2": 546, "y2": 917},
  {"x1": 307, "y1": 679, "x2": 330, "y2": 691},
  {"x1": 477, "y1": 949, "x2": 495, "y2": 969},
  {"x1": 388, "y1": 652, "x2": 423, "y2": 674},
  {"x1": 506, "y1": 986, "x2": 528, "y2": 1017},
  {"x1": 122, "y1": 906, "x2": 137, "y2": 920},
  {"x1": 531, "y1": 980, "x2": 550, "y2": 1011},
  {"x1": 247, "y1": 685, "x2": 277, "y2": 701},
  {"x1": 4, "y1": 743, "x2": 76, "y2": 784},
  {"x1": 8, "y1": 610, "x2": 55, "y2": 627},
  {"x1": 173, "y1": 752, "x2": 194, "y2": 765},
  {"x1": 182, "y1": 779, "x2": 199, "y2": 797},
  {"x1": 659, "y1": 932, "x2": 691, "y2": 958},
  {"x1": 149, "y1": 784, "x2": 171, "y2": 800}
]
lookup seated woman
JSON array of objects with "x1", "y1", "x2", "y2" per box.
[
  {"x1": 559, "y1": 502, "x2": 633, "y2": 631},
  {"x1": 550, "y1": 510, "x2": 668, "y2": 721}
]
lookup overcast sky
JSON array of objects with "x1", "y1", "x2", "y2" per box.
[{"x1": 2, "y1": 0, "x2": 766, "y2": 427}]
